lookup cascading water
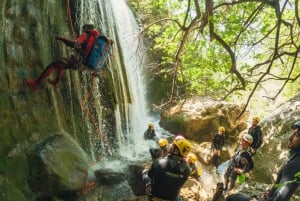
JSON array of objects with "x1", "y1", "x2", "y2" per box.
[
  {"x1": 108, "y1": 0, "x2": 159, "y2": 159},
  {"x1": 74, "y1": 0, "x2": 160, "y2": 164},
  {"x1": 67, "y1": 1, "x2": 162, "y2": 199}
]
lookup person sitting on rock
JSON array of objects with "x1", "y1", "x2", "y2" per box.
[{"x1": 186, "y1": 152, "x2": 202, "y2": 180}]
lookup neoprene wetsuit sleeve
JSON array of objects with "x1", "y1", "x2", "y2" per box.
[{"x1": 56, "y1": 36, "x2": 75, "y2": 47}]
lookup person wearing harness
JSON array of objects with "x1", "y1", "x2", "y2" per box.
[
  {"x1": 149, "y1": 138, "x2": 169, "y2": 160},
  {"x1": 26, "y1": 22, "x2": 100, "y2": 90},
  {"x1": 211, "y1": 126, "x2": 226, "y2": 172},
  {"x1": 226, "y1": 121, "x2": 300, "y2": 201},
  {"x1": 142, "y1": 136, "x2": 192, "y2": 201},
  {"x1": 248, "y1": 116, "x2": 263, "y2": 155},
  {"x1": 224, "y1": 134, "x2": 254, "y2": 191}
]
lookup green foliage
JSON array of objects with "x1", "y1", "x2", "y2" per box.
[{"x1": 129, "y1": 0, "x2": 300, "y2": 104}]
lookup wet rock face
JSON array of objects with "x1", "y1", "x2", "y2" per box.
[
  {"x1": 127, "y1": 162, "x2": 149, "y2": 196},
  {"x1": 26, "y1": 133, "x2": 89, "y2": 197},
  {"x1": 160, "y1": 96, "x2": 249, "y2": 142}
]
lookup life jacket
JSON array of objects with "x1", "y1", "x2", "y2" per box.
[
  {"x1": 75, "y1": 29, "x2": 100, "y2": 58},
  {"x1": 85, "y1": 30, "x2": 99, "y2": 57},
  {"x1": 85, "y1": 35, "x2": 113, "y2": 71}
]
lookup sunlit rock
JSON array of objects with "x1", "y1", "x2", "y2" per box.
[{"x1": 160, "y1": 96, "x2": 249, "y2": 142}]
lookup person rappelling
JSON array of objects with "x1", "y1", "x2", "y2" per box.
[{"x1": 26, "y1": 21, "x2": 113, "y2": 90}]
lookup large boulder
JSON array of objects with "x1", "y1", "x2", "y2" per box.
[
  {"x1": 26, "y1": 133, "x2": 89, "y2": 198},
  {"x1": 94, "y1": 168, "x2": 126, "y2": 185},
  {"x1": 127, "y1": 162, "x2": 149, "y2": 196},
  {"x1": 160, "y1": 96, "x2": 249, "y2": 142},
  {"x1": 251, "y1": 94, "x2": 300, "y2": 183}
]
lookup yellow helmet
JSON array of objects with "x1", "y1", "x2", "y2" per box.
[
  {"x1": 218, "y1": 127, "x2": 225, "y2": 132},
  {"x1": 148, "y1": 122, "x2": 154, "y2": 128},
  {"x1": 173, "y1": 137, "x2": 192, "y2": 157},
  {"x1": 158, "y1": 138, "x2": 168, "y2": 147},
  {"x1": 187, "y1": 153, "x2": 197, "y2": 164},
  {"x1": 252, "y1": 116, "x2": 260, "y2": 122}
]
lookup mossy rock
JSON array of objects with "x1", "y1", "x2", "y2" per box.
[{"x1": 0, "y1": 175, "x2": 27, "y2": 201}]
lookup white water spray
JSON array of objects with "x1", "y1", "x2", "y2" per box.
[{"x1": 109, "y1": 0, "x2": 158, "y2": 159}]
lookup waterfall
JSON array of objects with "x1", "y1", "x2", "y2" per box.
[
  {"x1": 74, "y1": 0, "x2": 157, "y2": 160},
  {"x1": 109, "y1": 0, "x2": 156, "y2": 159}
]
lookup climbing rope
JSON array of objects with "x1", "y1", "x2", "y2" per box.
[
  {"x1": 64, "y1": 1, "x2": 113, "y2": 195},
  {"x1": 81, "y1": 74, "x2": 111, "y2": 156},
  {"x1": 66, "y1": 0, "x2": 77, "y2": 37},
  {"x1": 80, "y1": 75, "x2": 112, "y2": 194}
]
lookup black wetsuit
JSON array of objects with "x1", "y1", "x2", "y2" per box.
[
  {"x1": 226, "y1": 149, "x2": 300, "y2": 201},
  {"x1": 149, "y1": 147, "x2": 168, "y2": 160},
  {"x1": 248, "y1": 125, "x2": 262, "y2": 151},
  {"x1": 212, "y1": 133, "x2": 225, "y2": 150},
  {"x1": 144, "y1": 129, "x2": 156, "y2": 140},
  {"x1": 211, "y1": 133, "x2": 225, "y2": 169},
  {"x1": 224, "y1": 150, "x2": 253, "y2": 190},
  {"x1": 265, "y1": 149, "x2": 300, "y2": 200},
  {"x1": 148, "y1": 154, "x2": 190, "y2": 200}
]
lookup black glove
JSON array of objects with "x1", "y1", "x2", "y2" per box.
[{"x1": 55, "y1": 36, "x2": 63, "y2": 41}]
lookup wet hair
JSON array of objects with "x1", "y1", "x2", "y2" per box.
[{"x1": 82, "y1": 24, "x2": 94, "y2": 30}]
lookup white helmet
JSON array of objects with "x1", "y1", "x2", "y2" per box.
[{"x1": 243, "y1": 134, "x2": 253, "y2": 144}]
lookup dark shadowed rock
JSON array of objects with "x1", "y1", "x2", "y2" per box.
[
  {"x1": 94, "y1": 168, "x2": 126, "y2": 185},
  {"x1": 26, "y1": 133, "x2": 89, "y2": 198},
  {"x1": 127, "y1": 162, "x2": 149, "y2": 196},
  {"x1": 0, "y1": 175, "x2": 27, "y2": 201}
]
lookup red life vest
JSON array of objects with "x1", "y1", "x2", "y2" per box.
[{"x1": 76, "y1": 29, "x2": 100, "y2": 58}]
